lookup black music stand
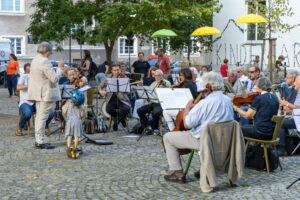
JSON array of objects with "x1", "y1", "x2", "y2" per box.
[
  {"x1": 106, "y1": 78, "x2": 130, "y2": 134},
  {"x1": 133, "y1": 86, "x2": 159, "y2": 141}
]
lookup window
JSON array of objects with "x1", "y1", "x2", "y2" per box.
[
  {"x1": 183, "y1": 40, "x2": 200, "y2": 56},
  {"x1": 0, "y1": 0, "x2": 22, "y2": 12},
  {"x1": 247, "y1": 1, "x2": 266, "y2": 41},
  {"x1": 152, "y1": 39, "x2": 170, "y2": 55},
  {"x1": 118, "y1": 37, "x2": 137, "y2": 56},
  {"x1": 3, "y1": 37, "x2": 24, "y2": 55}
]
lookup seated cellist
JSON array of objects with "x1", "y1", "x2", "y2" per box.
[{"x1": 163, "y1": 72, "x2": 234, "y2": 183}]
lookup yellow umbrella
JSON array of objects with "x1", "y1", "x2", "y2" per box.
[
  {"x1": 235, "y1": 14, "x2": 267, "y2": 24},
  {"x1": 191, "y1": 26, "x2": 221, "y2": 36}
]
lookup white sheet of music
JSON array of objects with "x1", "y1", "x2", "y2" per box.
[
  {"x1": 293, "y1": 109, "x2": 300, "y2": 132},
  {"x1": 156, "y1": 88, "x2": 193, "y2": 110},
  {"x1": 106, "y1": 78, "x2": 130, "y2": 93}
]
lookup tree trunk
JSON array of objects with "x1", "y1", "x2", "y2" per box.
[
  {"x1": 157, "y1": 38, "x2": 161, "y2": 48},
  {"x1": 187, "y1": 43, "x2": 191, "y2": 66},
  {"x1": 104, "y1": 41, "x2": 114, "y2": 69}
]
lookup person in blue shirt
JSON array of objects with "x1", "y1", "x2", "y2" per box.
[{"x1": 233, "y1": 77, "x2": 279, "y2": 140}]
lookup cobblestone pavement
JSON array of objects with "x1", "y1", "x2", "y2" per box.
[{"x1": 0, "y1": 88, "x2": 299, "y2": 199}]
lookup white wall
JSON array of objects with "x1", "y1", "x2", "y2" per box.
[{"x1": 212, "y1": 0, "x2": 300, "y2": 70}]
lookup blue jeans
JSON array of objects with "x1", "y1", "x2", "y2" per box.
[
  {"x1": 7, "y1": 74, "x2": 18, "y2": 96},
  {"x1": 95, "y1": 73, "x2": 106, "y2": 83},
  {"x1": 19, "y1": 103, "x2": 54, "y2": 129},
  {"x1": 239, "y1": 106, "x2": 250, "y2": 125}
]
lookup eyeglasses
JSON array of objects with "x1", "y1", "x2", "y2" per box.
[
  {"x1": 248, "y1": 71, "x2": 255, "y2": 74},
  {"x1": 237, "y1": 71, "x2": 241, "y2": 73}
]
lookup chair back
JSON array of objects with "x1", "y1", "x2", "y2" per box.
[
  {"x1": 271, "y1": 115, "x2": 285, "y2": 140},
  {"x1": 86, "y1": 88, "x2": 97, "y2": 106}
]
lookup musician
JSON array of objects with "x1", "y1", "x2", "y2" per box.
[
  {"x1": 163, "y1": 72, "x2": 233, "y2": 183},
  {"x1": 74, "y1": 65, "x2": 88, "y2": 88},
  {"x1": 99, "y1": 64, "x2": 130, "y2": 131},
  {"x1": 233, "y1": 77, "x2": 279, "y2": 140},
  {"x1": 278, "y1": 75, "x2": 300, "y2": 156},
  {"x1": 190, "y1": 67, "x2": 205, "y2": 92},
  {"x1": 280, "y1": 69, "x2": 298, "y2": 98},
  {"x1": 120, "y1": 62, "x2": 130, "y2": 75},
  {"x1": 163, "y1": 68, "x2": 198, "y2": 131},
  {"x1": 66, "y1": 68, "x2": 77, "y2": 86},
  {"x1": 225, "y1": 69, "x2": 243, "y2": 99},
  {"x1": 137, "y1": 69, "x2": 170, "y2": 135},
  {"x1": 236, "y1": 66, "x2": 248, "y2": 83},
  {"x1": 246, "y1": 66, "x2": 260, "y2": 94}
]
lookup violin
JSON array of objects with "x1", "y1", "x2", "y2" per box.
[
  {"x1": 161, "y1": 85, "x2": 212, "y2": 155},
  {"x1": 171, "y1": 80, "x2": 184, "y2": 88},
  {"x1": 119, "y1": 73, "x2": 126, "y2": 78},
  {"x1": 232, "y1": 92, "x2": 259, "y2": 106}
]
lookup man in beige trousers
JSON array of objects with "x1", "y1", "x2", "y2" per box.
[{"x1": 28, "y1": 42, "x2": 63, "y2": 149}]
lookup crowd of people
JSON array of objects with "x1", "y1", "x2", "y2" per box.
[{"x1": 7, "y1": 42, "x2": 299, "y2": 186}]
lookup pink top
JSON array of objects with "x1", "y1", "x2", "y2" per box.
[{"x1": 159, "y1": 55, "x2": 170, "y2": 74}]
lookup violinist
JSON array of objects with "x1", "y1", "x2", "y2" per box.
[
  {"x1": 99, "y1": 64, "x2": 130, "y2": 131},
  {"x1": 225, "y1": 69, "x2": 243, "y2": 99},
  {"x1": 163, "y1": 72, "x2": 233, "y2": 184},
  {"x1": 66, "y1": 69, "x2": 77, "y2": 86},
  {"x1": 137, "y1": 69, "x2": 170, "y2": 135},
  {"x1": 233, "y1": 77, "x2": 279, "y2": 140},
  {"x1": 74, "y1": 65, "x2": 88, "y2": 88},
  {"x1": 163, "y1": 68, "x2": 198, "y2": 131}
]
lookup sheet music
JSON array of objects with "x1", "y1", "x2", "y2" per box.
[
  {"x1": 293, "y1": 109, "x2": 300, "y2": 132},
  {"x1": 59, "y1": 84, "x2": 75, "y2": 98},
  {"x1": 156, "y1": 88, "x2": 193, "y2": 110},
  {"x1": 132, "y1": 86, "x2": 157, "y2": 99},
  {"x1": 106, "y1": 78, "x2": 130, "y2": 93},
  {"x1": 79, "y1": 85, "x2": 91, "y2": 92}
]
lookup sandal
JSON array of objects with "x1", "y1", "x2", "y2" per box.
[{"x1": 15, "y1": 128, "x2": 23, "y2": 136}]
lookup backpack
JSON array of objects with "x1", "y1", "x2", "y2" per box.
[
  {"x1": 96, "y1": 114, "x2": 107, "y2": 133},
  {"x1": 84, "y1": 111, "x2": 96, "y2": 134},
  {"x1": 89, "y1": 61, "x2": 98, "y2": 78}
]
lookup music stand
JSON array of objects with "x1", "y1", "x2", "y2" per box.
[
  {"x1": 106, "y1": 78, "x2": 130, "y2": 134},
  {"x1": 132, "y1": 86, "x2": 159, "y2": 141}
]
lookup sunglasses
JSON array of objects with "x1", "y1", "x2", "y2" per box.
[
  {"x1": 248, "y1": 71, "x2": 255, "y2": 74},
  {"x1": 237, "y1": 71, "x2": 241, "y2": 73}
]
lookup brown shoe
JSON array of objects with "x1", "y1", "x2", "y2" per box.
[
  {"x1": 15, "y1": 128, "x2": 23, "y2": 136},
  {"x1": 164, "y1": 170, "x2": 185, "y2": 184}
]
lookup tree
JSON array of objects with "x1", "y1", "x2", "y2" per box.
[{"x1": 249, "y1": 0, "x2": 294, "y2": 81}]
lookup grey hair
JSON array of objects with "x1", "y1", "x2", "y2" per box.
[
  {"x1": 189, "y1": 67, "x2": 198, "y2": 75},
  {"x1": 156, "y1": 69, "x2": 163, "y2": 76},
  {"x1": 202, "y1": 71, "x2": 224, "y2": 90},
  {"x1": 287, "y1": 69, "x2": 299, "y2": 79},
  {"x1": 257, "y1": 77, "x2": 272, "y2": 92},
  {"x1": 37, "y1": 42, "x2": 53, "y2": 53},
  {"x1": 236, "y1": 66, "x2": 244, "y2": 72},
  {"x1": 227, "y1": 69, "x2": 238, "y2": 77}
]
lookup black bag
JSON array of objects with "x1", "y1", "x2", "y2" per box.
[
  {"x1": 245, "y1": 145, "x2": 279, "y2": 172},
  {"x1": 89, "y1": 61, "x2": 98, "y2": 78},
  {"x1": 84, "y1": 111, "x2": 96, "y2": 134},
  {"x1": 129, "y1": 123, "x2": 144, "y2": 134}
]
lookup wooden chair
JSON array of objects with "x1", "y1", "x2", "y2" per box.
[
  {"x1": 86, "y1": 88, "x2": 98, "y2": 120},
  {"x1": 244, "y1": 115, "x2": 285, "y2": 174},
  {"x1": 16, "y1": 112, "x2": 34, "y2": 136}
]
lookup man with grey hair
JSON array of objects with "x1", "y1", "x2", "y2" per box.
[
  {"x1": 28, "y1": 42, "x2": 64, "y2": 149},
  {"x1": 225, "y1": 69, "x2": 243, "y2": 99},
  {"x1": 236, "y1": 66, "x2": 248, "y2": 83},
  {"x1": 281, "y1": 69, "x2": 299, "y2": 98},
  {"x1": 137, "y1": 69, "x2": 170, "y2": 135},
  {"x1": 163, "y1": 71, "x2": 234, "y2": 183}
]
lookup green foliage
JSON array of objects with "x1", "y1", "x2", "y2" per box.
[{"x1": 250, "y1": 0, "x2": 294, "y2": 36}]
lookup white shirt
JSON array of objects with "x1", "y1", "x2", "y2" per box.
[
  {"x1": 195, "y1": 77, "x2": 205, "y2": 92},
  {"x1": 239, "y1": 75, "x2": 248, "y2": 83},
  {"x1": 18, "y1": 74, "x2": 34, "y2": 107},
  {"x1": 246, "y1": 79, "x2": 257, "y2": 94},
  {"x1": 185, "y1": 91, "x2": 234, "y2": 138}
]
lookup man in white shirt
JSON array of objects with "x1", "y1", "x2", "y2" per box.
[
  {"x1": 246, "y1": 66, "x2": 260, "y2": 94},
  {"x1": 189, "y1": 67, "x2": 205, "y2": 92},
  {"x1": 15, "y1": 63, "x2": 54, "y2": 136},
  {"x1": 236, "y1": 66, "x2": 248, "y2": 84},
  {"x1": 163, "y1": 72, "x2": 234, "y2": 183}
]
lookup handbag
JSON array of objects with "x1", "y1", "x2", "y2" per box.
[{"x1": 245, "y1": 145, "x2": 279, "y2": 172}]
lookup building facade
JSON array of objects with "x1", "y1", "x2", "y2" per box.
[
  {"x1": 212, "y1": 0, "x2": 300, "y2": 71},
  {"x1": 0, "y1": 0, "x2": 212, "y2": 69}
]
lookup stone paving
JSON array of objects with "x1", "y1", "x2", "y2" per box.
[{"x1": 0, "y1": 88, "x2": 299, "y2": 199}]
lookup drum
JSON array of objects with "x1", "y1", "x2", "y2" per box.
[{"x1": 101, "y1": 101, "x2": 111, "y2": 118}]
